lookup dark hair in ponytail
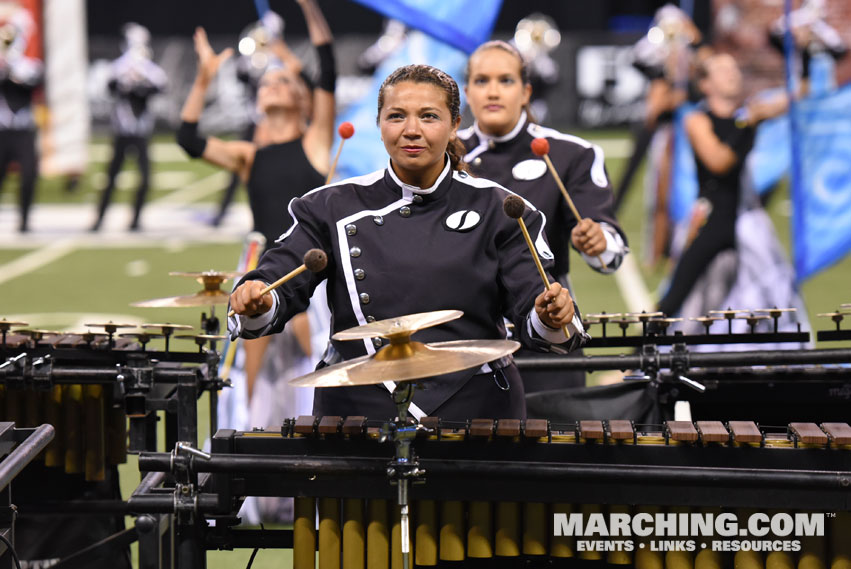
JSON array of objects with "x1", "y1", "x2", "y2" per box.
[{"x1": 376, "y1": 64, "x2": 468, "y2": 172}]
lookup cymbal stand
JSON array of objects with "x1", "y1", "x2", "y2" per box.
[{"x1": 381, "y1": 382, "x2": 427, "y2": 569}]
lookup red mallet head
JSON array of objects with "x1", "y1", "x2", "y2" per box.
[
  {"x1": 338, "y1": 122, "x2": 355, "y2": 139},
  {"x1": 530, "y1": 137, "x2": 550, "y2": 157}
]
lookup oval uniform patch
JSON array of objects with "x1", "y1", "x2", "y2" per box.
[
  {"x1": 444, "y1": 210, "x2": 482, "y2": 232},
  {"x1": 512, "y1": 159, "x2": 547, "y2": 181}
]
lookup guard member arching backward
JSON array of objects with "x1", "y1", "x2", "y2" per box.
[
  {"x1": 229, "y1": 64, "x2": 588, "y2": 422},
  {"x1": 459, "y1": 40, "x2": 627, "y2": 391}
]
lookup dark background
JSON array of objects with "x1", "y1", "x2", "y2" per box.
[{"x1": 86, "y1": 0, "x2": 712, "y2": 38}]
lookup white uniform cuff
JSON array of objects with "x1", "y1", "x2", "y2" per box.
[
  {"x1": 580, "y1": 223, "x2": 626, "y2": 270},
  {"x1": 530, "y1": 309, "x2": 571, "y2": 343},
  {"x1": 242, "y1": 288, "x2": 278, "y2": 331}
]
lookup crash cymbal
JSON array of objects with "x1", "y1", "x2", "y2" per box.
[
  {"x1": 131, "y1": 289, "x2": 230, "y2": 308},
  {"x1": 290, "y1": 338, "x2": 520, "y2": 388},
  {"x1": 15, "y1": 329, "x2": 61, "y2": 340},
  {"x1": 331, "y1": 310, "x2": 463, "y2": 341}
]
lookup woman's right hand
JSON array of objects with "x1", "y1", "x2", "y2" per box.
[
  {"x1": 193, "y1": 27, "x2": 233, "y2": 85},
  {"x1": 230, "y1": 280, "x2": 274, "y2": 317}
]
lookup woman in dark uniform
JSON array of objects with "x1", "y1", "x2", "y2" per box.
[
  {"x1": 460, "y1": 40, "x2": 627, "y2": 281},
  {"x1": 657, "y1": 53, "x2": 788, "y2": 318},
  {"x1": 228, "y1": 64, "x2": 586, "y2": 422},
  {"x1": 176, "y1": 0, "x2": 334, "y2": 401},
  {"x1": 460, "y1": 40, "x2": 627, "y2": 392}
]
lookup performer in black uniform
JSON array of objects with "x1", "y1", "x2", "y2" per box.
[
  {"x1": 91, "y1": 23, "x2": 166, "y2": 232},
  {"x1": 460, "y1": 40, "x2": 627, "y2": 283},
  {"x1": 229, "y1": 64, "x2": 587, "y2": 421},
  {"x1": 459, "y1": 41, "x2": 625, "y2": 393},
  {"x1": 657, "y1": 53, "x2": 788, "y2": 318},
  {"x1": 0, "y1": 7, "x2": 42, "y2": 233},
  {"x1": 177, "y1": 0, "x2": 334, "y2": 402}
]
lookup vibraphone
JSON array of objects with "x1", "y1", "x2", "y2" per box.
[{"x1": 133, "y1": 416, "x2": 851, "y2": 569}]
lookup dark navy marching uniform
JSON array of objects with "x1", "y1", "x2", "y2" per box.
[
  {"x1": 230, "y1": 159, "x2": 587, "y2": 420},
  {"x1": 459, "y1": 111, "x2": 627, "y2": 279}
]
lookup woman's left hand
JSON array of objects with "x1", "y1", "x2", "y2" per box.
[
  {"x1": 571, "y1": 217, "x2": 607, "y2": 257},
  {"x1": 535, "y1": 282, "x2": 575, "y2": 329}
]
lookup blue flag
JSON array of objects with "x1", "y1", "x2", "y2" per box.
[
  {"x1": 331, "y1": 31, "x2": 469, "y2": 181},
  {"x1": 792, "y1": 84, "x2": 851, "y2": 279},
  {"x1": 351, "y1": 0, "x2": 502, "y2": 54}
]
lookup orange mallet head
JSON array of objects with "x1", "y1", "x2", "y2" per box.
[
  {"x1": 338, "y1": 121, "x2": 355, "y2": 139},
  {"x1": 531, "y1": 137, "x2": 550, "y2": 157}
]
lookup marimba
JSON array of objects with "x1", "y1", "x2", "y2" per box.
[{"x1": 134, "y1": 416, "x2": 851, "y2": 569}]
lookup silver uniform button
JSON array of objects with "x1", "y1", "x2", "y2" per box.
[
  {"x1": 366, "y1": 315, "x2": 376, "y2": 323},
  {"x1": 399, "y1": 206, "x2": 411, "y2": 217},
  {"x1": 472, "y1": 157, "x2": 482, "y2": 167},
  {"x1": 412, "y1": 194, "x2": 423, "y2": 204},
  {"x1": 345, "y1": 223, "x2": 357, "y2": 236},
  {"x1": 354, "y1": 268, "x2": 365, "y2": 280},
  {"x1": 372, "y1": 337, "x2": 383, "y2": 348},
  {"x1": 349, "y1": 246, "x2": 362, "y2": 258},
  {"x1": 359, "y1": 292, "x2": 370, "y2": 304},
  {"x1": 373, "y1": 216, "x2": 384, "y2": 226}
]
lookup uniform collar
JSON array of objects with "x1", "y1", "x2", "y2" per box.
[
  {"x1": 473, "y1": 110, "x2": 528, "y2": 146},
  {"x1": 385, "y1": 155, "x2": 452, "y2": 199}
]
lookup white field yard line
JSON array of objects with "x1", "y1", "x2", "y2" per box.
[
  {"x1": 613, "y1": 253, "x2": 654, "y2": 313},
  {"x1": 0, "y1": 171, "x2": 229, "y2": 285}
]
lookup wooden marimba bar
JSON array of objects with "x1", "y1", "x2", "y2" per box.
[{"x1": 136, "y1": 416, "x2": 851, "y2": 569}]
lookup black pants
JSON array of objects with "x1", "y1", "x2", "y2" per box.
[
  {"x1": 658, "y1": 211, "x2": 736, "y2": 318},
  {"x1": 94, "y1": 135, "x2": 150, "y2": 230},
  {"x1": 0, "y1": 129, "x2": 38, "y2": 232},
  {"x1": 313, "y1": 364, "x2": 527, "y2": 421}
]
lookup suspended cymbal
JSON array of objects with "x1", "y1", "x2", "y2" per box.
[
  {"x1": 83, "y1": 321, "x2": 136, "y2": 333},
  {"x1": 290, "y1": 338, "x2": 520, "y2": 388},
  {"x1": 708, "y1": 309, "x2": 749, "y2": 317},
  {"x1": 0, "y1": 319, "x2": 28, "y2": 331},
  {"x1": 584, "y1": 313, "x2": 622, "y2": 322},
  {"x1": 169, "y1": 270, "x2": 241, "y2": 283},
  {"x1": 625, "y1": 311, "x2": 664, "y2": 321},
  {"x1": 331, "y1": 310, "x2": 463, "y2": 341},
  {"x1": 131, "y1": 289, "x2": 230, "y2": 308},
  {"x1": 141, "y1": 323, "x2": 193, "y2": 333}
]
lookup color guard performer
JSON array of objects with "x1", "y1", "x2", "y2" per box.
[
  {"x1": 0, "y1": 4, "x2": 42, "y2": 233},
  {"x1": 229, "y1": 64, "x2": 587, "y2": 421},
  {"x1": 91, "y1": 23, "x2": 166, "y2": 232}
]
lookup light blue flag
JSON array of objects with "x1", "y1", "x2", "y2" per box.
[
  {"x1": 331, "y1": 31, "x2": 469, "y2": 181},
  {"x1": 669, "y1": 103, "x2": 698, "y2": 225},
  {"x1": 792, "y1": 83, "x2": 851, "y2": 279},
  {"x1": 351, "y1": 0, "x2": 502, "y2": 54}
]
